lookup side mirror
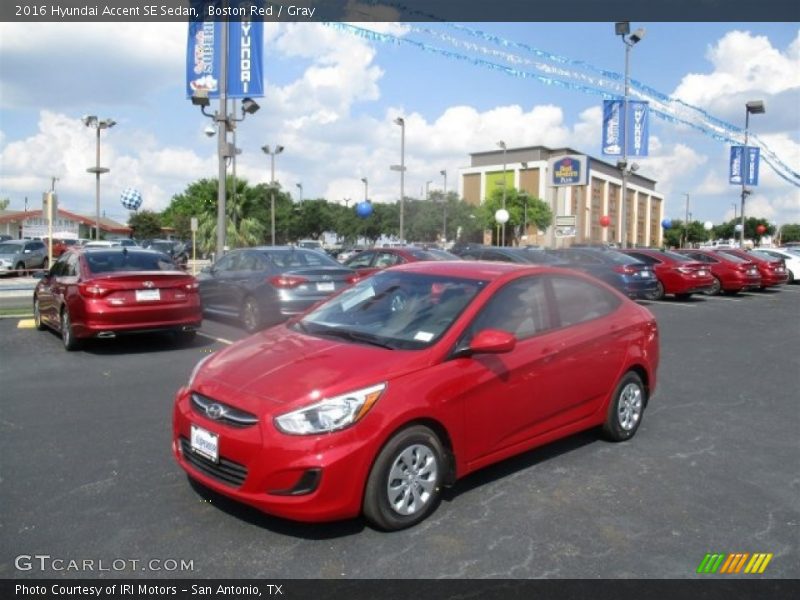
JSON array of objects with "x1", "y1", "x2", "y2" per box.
[
  {"x1": 454, "y1": 329, "x2": 516, "y2": 358},
  {"x1": 24, "y1": 249, "x2": 31, "y2": 254}
]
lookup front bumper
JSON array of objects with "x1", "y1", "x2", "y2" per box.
[{"x1": 172, "y1": 386, "x2": 375, "y2": 523}]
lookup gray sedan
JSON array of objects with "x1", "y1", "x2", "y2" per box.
[
  {"x1": 198, "y1": 246, "x2": 358, "y2": 332},
  {"x1": 0, "y1": 240, "x2": 48, "y2": 275}
]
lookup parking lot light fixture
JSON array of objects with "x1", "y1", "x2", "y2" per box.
[
  {"x1": 361, "y1": 177, "x2": 368, "y2": 202},
  {"x1": 497, "y1": 140, "x2": 507, "y2": 245},
  {"x1": 261, "y1": 145, "x2": 284, "y2": 246},
  {"x1": 83, "y1": 115, "x2": 115, "y2": 240},
  {"x1": 740, "y1": 100, "x2": 765, "y2": 248},
  {"x1": 394, "y1": 117, "x2": 406, "y2": 243}
]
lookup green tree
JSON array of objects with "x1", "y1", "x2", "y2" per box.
[
  {"x1": 779, "y1": 224, "x2": 800, "y2": 243},
  {"x1": 479, "y1": 187, "x2": 552, "y2": 246},
  {"x1": 0, "y1": 198, "x2": 10, "y2": 210},
  {"x1": 128, "y1": 210, "x2": 163, "y2": 240}
]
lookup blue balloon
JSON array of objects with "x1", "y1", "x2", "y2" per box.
[
  {"x1": 661, "y1": 218, "x2": 672, "y2": 229},
  {"x1": 120, "y1": 187, "x2": 143, "y2": 210},
  {"x1": 355, "y1": 201, "x2": 373, "y2": 219}
]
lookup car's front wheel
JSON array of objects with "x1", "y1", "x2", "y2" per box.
[
  {"x1": 603, "y1": 371, "x2": 646, "y2": 442},
  {"x1": 240, "y1": 296, "x2": 262, "y2": 333},
  {"x1": 705, "y1": 276, "x2": 722, "y2": 296},
  {"x1": 646, "y1": 281, "x2": 665, "y2": 301},
  {"x1": 363, "y1": 425, "x2": 445, "y2": 531}
]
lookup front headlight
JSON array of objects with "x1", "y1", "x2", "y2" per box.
[{"x1": 274, "y1": 383, "x2": 386, "y2": 435}]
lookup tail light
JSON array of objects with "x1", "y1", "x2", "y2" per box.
[
  {"x1": 345, "y1": 274, "x2": 361, "y2": 284},
  {"x1": 78, "y1": 282, "x2": 110, "y2": 298},
  {"x1": 269, "y1": 275, "x2": 309, "y2": 288},
  {"x1": 184, "y1": 281, "x2": 199, "y2": 292},
  {"x1": 675, "y1": 266, "x2": 695, "y2": 274},
  {"x1": 613, "y1": 265, "x2": 638, "y2": 275}
]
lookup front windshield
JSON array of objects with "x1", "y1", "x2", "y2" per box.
[{"x1": 295, "y1": 271, "x2": 487, "y2": 350}]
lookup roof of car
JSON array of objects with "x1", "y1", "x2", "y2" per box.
[{"x1": 389, "y1": 259, "x2": 555, "y2": 280}]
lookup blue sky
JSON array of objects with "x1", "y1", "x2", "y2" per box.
[{"x1": 1, "y1": 20, "x2": 798, "y2": 228}]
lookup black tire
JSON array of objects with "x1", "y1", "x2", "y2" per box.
[
  {"x1": 15, "y1": 262, "x2": 26, "y2": 277},
  {"x1": 240, "y1": 296, "x2": 262, "y2": 333},
  {"x1": 33, "y1": 296, "x2": 46, "y2": 331},
  {"x1": 42, "y1": 257, "x2": 49, "y2": 270},
  {"x1": 705, "y1": 276, "x2": 722, "y2": 296},
  {"x1": 363, "y1": 425, "x2": 445, "y2": 531},
  {"x1": 602, "y1": 371, "x2": 646, "y2": 442},
  {"x1": 647, "y1": 280, "x2": 665, "y2": 301},
  {"x1": 722, "y1": 289, "x2": 740, "y2": 296},
  {"x1": 61, "y1": 308, "x2": 81, "y2": 351},
  {"x1": 176, "y1": 330, "x2": 197, "y2": 345}
]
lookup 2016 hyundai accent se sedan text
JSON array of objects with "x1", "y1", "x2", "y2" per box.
[{"x1": 173, "y1": 261, "x2": 659, "y2": 530}]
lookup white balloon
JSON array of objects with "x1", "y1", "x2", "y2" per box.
[
  {"x1": 494, "y1": 209, "x2": 510, "y2": 224},
  {"x1": 703, "y1": 221, "x2": 713, "y2": 231}
]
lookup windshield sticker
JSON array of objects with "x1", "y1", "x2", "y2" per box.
[{"x1": 414, "y1": 331, "x2": 434, "y2": 342}]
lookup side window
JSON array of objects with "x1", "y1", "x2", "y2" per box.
[
  {"x1": 238, "y1": 253, "x2": 260, "y2": 271},
  {"x1": 214, "y1": 253, "x2": 238, "y2": 272},
  {"x1": 301, "y1": 251, "x2": 329, "y2": 267},
  {"x1": 468, "y1": 277, "x2": 551, "y2": 340},
  {"x1": 65, "y1": 253, "x2": 79, "y2": 277},
  {"x1": 347, "y1": 252, "x2": 375, "y2": 269},
  {"x1": 481, "y1": 250, "x2": 512, "y2": 263},
  {"x1": 51, "y1": 256, "x2": 68, "y2": 277},
  {"x1": 374, "y1": 252, "x2": 401, "y2": 268},
  {"x1": 550, "y1": 276, "x2": 621, "y2": 327}
]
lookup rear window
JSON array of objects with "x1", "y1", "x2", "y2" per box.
[
  {"x1": 661, "y1": 250, "x2": 693, "y2": 263},
  {"x1": 85, "y1": 250, "x2": 177, "y2": 273},
  {"x1": 0, "y1": 243, "x2": 23, "y2": 253},
  {"x1": 262, "y1": 249, "x2": 339, "y2": 268},
  {"x1": 716, "y1": 251, "x2": 748, "y2": 263}
]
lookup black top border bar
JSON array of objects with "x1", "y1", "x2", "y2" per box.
[{"x1": 3, "y1": 0, "x2": 799, "y2": 22}]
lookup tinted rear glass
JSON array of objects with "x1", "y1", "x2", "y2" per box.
[
  {"x1": 262, "y1": 249, "x2": 340, "y2": 268},
  {"x1": 661, "y1": 250, "x2": 693, "y2": 262},
  {"x1": 85, "y1": 251, "x2": 177, "y2": 273},
  {"x1": 716, "y1": 252, "x2": 748, "y2": 263}
]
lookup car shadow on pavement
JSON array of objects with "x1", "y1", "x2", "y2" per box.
[
  {"x1": 186, "y1": 476, "x2": 366, "y2": 539},
  {"x1": 73, "y1": 332, "x2": 216, "y2": 356}
]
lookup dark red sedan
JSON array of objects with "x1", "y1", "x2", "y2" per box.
[
  {"x1": 621, "y1": 248, "x2": 715, "y2": 300},
  {"x1": 713, "y1": 248, "x2": 788, "y2": 289},
  {"x1": 34, "y1": 248, "x2": 202, "y2": 350},
  {"x1": 173, "y1": 261, "x2": 659, "y2": 530},
  {"x1": 675, "y1": 249, "x2": 761, "y2": 295},
  {"x1": 344, "y1": 246, "x2": 459, "y2": 277}
]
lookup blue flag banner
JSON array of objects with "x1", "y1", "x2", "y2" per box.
[
  {"x1": 186, "y1": 1, "x2": 264, "y2": 99},
  {"x1": 602, "y1": 99, "x2": 650, "y2": 157},
  {"x1": 731, "y1": 146, "x2": 760, "y2": 186}
]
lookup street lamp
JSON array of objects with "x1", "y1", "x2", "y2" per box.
[
  {"x1": 497, "y1": 140, "x2": 507, "y2": 246},
  {"x1": 520, "y1": 191, "x2": 529, "y2": 242},
  {"x1": 683, "y1": 193, "x2": 690, "y2": 248},
  {"x1": 393, "y1": 117, "x2": 406, "y2": 243},
  {"x1": 361, "y1": 177, "x2": 368, "y2": 202},
  {"x1": 732, "y1": 202, "x2": 738, "y2": 222},
  {"x1": 440, "y1": 169, "x2": 447, "y2": 243},
  {"x1": 425, "y1": 180, "x2": 432, "y2": 200},
  {"x1": 740, "y1": 100, "x2": 765, "y2": 248},
  {"x1": 190, "y1": 19, "x2": 260, "y2": 258},
  {"x1": 82, "y1": 115, "x2": 115, "y2": 240},
  {"x1": 261, "y1": 145, "x2": 284, "y2": 246},
  {"x1": 615, "y1": 21, "x2": 645, "y2": 248},
  {"x1": 296, "y1": 182, "x2": 303, "y2": 203}
]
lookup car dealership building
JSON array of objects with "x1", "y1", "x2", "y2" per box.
[{"x1": 459, "y1": 145, "x2": 665, "y2": 247}]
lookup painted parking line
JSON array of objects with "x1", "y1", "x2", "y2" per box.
[
  {"x1": 197, "y1": 331, "x2": 234, "y2": 345},
  {"x1": 17, "y1": 319, "x2": 35, "y2": 329}
]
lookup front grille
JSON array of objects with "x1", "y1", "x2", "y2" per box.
[
  {"x1": 190, "y1": 393, "x2": 258, "y2": 427},
  {"x1": 180, "y1": 437, "x2": 248, "y2": 488}
]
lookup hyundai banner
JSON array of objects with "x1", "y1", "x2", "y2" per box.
[
  {"x1": 602, "y1": 100, "x2": 650, "y2": 157},
  {"x1": 729, "y1": 146, "x2": 760, "y2": 186},
  {"x1": 186, "y1": 1, "x2": 264, "y2": 99}
]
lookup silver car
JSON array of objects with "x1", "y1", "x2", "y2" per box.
[{"x1": 0, "y1": 240, "x2": 48, "y2": 275}]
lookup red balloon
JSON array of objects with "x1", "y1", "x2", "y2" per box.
[
  {"x1": 599, "y1": 215, "x2": 611, "y2": 227},
  {"x1": 756, "y1": 224, "x2": 767, "y2": 234}
]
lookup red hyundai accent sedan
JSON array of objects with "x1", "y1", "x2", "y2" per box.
[
  {"x1": 173, "y1": 261, "x2": 659, "y2": 530},
  {"x1": 675, "y1": 249, "x2": 761, "y2": 295},
  {"x1": 34, "y1": 248, "x2": 202, "y2": 350},
  {"x1": 713, "y1": 248, "x2": 788, "y2": 289},
  {"x1": 621, "y1": 248, "x2": 714, "y2": 300}
]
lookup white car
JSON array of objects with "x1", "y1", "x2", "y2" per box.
[
  {"x1": 83, "y1": 240, "x2": 121, "y2": 248},
  {"x1": 750, "y1": 248, "x2": 800, "y2": 283}
]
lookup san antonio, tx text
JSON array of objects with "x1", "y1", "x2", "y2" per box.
[{"x1": 16, "y1": 584, "x2": 282, "y2": 596}]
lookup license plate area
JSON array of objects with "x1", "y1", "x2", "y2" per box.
[
  {"x1": 136, "y1": 289, "x2": 161, "y2": 302},
  {"x1": 190, "y1": 424, "x2": 219, "y2": 463},
  {"x1": 316, "y1": 282, "x2": 335, "y2": 292}
]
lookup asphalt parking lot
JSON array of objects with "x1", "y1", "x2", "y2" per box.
[{"x1": 1, "y1": 287, "x2": 798, "y2": 579}]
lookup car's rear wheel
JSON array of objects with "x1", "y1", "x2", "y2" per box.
[
  {"x1": 15, "y1": 261, "x2": 26, "y2": 277},
  {"x1": 33, "y1": 296, "x2": 46, "y2": 331},
  {"x1": 240, "y1": 296, "x2": 262, "y2": 333},
  {"x1": 363, "y1": 425, "x2": 444, "y2": 531},
  {"x1": 647, "y1": 281, "x2": 665, "y2": 301},
  {"x1": 705, "y1": 276, "x2": 721, "y2": 296},
  {"x1": 42, "y1": 257, "x2": 49, "y2": 270},
  {"x1": 61, "y1": 308, "x2": 81, "y2": 351},
  {"x1": 603, "y1": 371, "x2": 646, "y2": 442}
]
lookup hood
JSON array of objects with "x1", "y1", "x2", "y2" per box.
[{"x1": 193, "y1": 324, "x2": 432, "y2": 414}]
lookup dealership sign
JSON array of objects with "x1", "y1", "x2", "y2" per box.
[
  {"x1": 602, "y1": 99, "x2": 650, "y2": 157},
  {"x1": 186, "y1": 1, "x2": 264, "y2": 99},
  {"x1": 729, "y1": 146, "x2": 760, "y2": 186},
  {"x1": 548, "y1": 155, "x2": 588, "y2": 187}
]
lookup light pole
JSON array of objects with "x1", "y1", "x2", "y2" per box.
[
  {"x1": 361, "y1": 177, "x2": 368, "y2": 202},
  {"x1": 520, "y1": 191, "x2": 529, "y2": 242},
  {"x1": 683, "y1": 193, "x2": 690, "y2": 248},
  {"x1": 82, "y1": 115, "x2": 115, "y2": 240},
  {"x1": 440, "y1": 169, "x2": 447, "y2": 243},
  {"x1": 740, "y1": 100, "x2": 765, "y2": 248},
  {"x1": 615, "y1": 22, "x2": 645, "y2": 248},
  {"x1": 261, "y1": 145, "x2": 284, "y2": 246},
  {"x1": 296, "y1": 182, "x2": 303, "y2": 203},
  {"x1": 393, "y1": 117, "x2": 406, "y2": 243},
  {"x1": 732, "y1": 203, "x2": 738, "y2": 222},
  {"x1": 497, "y1": 140, "x2": 507, "y2": 246}
]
